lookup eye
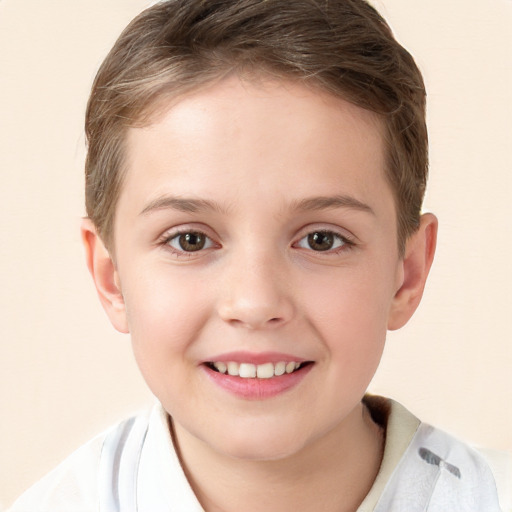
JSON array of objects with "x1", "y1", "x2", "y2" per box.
[
  {"x1": 167, "y1": 231, "x2": 214, "y2": 252},
  {"x1": 295, "y1": 230, "x2": 348, "y2": 252}
]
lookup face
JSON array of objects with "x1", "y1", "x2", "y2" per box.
[{"x1": 107, "y1": 77, "x2": 407, "y2": 461}]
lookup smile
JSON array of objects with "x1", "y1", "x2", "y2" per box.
[
  {"x1": 202, "y1": 357, "x2": 314, "y2": 399},
  {"x1": 209, "y1": 361, "x2": 305, "y2": 379}
]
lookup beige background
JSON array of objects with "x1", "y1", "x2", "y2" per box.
[{"x1": 1, "y1": 0, "x2": 511, "y2": 507}]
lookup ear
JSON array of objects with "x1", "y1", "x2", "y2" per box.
[
  {"x1": 81, "y1": 218, "x2": 129, "y2": 334},
  {"x1": 387, "y1": 213, "x2": 438, "y2": 331}
]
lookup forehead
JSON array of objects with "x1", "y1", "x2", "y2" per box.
[{"x1": 119, "y1": 76, "x2": 392, "y2": 223}]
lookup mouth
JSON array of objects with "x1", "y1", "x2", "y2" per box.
[
  {"x1": 206, "y1": 360, "x2": 313, "y2": 379},
  {"x1": 202, "y1": 356, "x2": 314, "y2": 399}
]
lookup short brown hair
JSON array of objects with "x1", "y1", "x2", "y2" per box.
[{"x1": 85, "y1": 0, "x2": 427, "y2": 253}]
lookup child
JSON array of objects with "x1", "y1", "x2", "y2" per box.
[{"x1": 9, "y1": 0, "x2": 501, "y2": 510}]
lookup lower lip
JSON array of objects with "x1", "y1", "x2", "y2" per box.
[{"x1": 201, "y1": 364, "x2": 313, "y2": 400}]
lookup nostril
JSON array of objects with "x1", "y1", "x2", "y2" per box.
[
  {"x1": 218, "y1": 295, "x2": 294, "y2": 329},
  {"x1": 226, "y1": 316, "x2": 285, "y2": 329}
]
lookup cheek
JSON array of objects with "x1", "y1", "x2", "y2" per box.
[
  {"x1": 301, "y1": 265, "x2": 393, "y2": 365},
  {"x1": 123, "y1": 264, "x2": 210, "y2": 333},
  {"x1": 120, "y1": 267, "x2": 213, "y2": 384},
  {"x1": 304, "y1": 262, "x2": 393, "y2": 324}
]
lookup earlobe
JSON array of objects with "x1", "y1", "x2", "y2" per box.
[
  {"x1": 81, "y1": 219, "x2": 129, "y2": 334},
  {"x1": 387, "y1": 213, "x2": 438, "y2": 331}
]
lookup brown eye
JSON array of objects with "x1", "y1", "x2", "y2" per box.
[
  {"x1": 295, "y1": 230, "x2": 347, "y2": 252},
  {"x1": 168, "y1": 231, "x2": 212, "y2": 252},
  {"x1": 307, "y1": 232, "x2": 334, "y2": 251},
  {"x1": 179, "y1": 232, "x2": 205, "y2": 251}
]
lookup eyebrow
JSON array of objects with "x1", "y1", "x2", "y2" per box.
[
  {"x1": 140, "y1": 194, "x2": 374, "y2": 217},
  {"x1": 140, "y1": 196, "x2": 228, "y2": 216},
  {"x1": 289, "y1": 195, "x2": 375, "y2": 215}
]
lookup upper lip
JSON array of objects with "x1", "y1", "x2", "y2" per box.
[{"x1": 203, "y1": 351, "x2": 309, "y2": 365}]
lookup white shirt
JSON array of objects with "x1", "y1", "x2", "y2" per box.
[{"x1": 9, "y1": 397, "x2": 502, "y2": 512}]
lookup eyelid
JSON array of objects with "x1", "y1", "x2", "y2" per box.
[
  {"x1": 292, "y1": 225, "x2": 357, "y2": 253},
  {"x1": 158, "y1": 224, "x2": 221, "y2": 255},
  {"x1": 293, "y1": 224, "x2": 357, "y2": 243},
  {"x1": 295, "y1": 232, "x2": 344, "y2": 250},
  {"x1": 168, "y1": 231, "x2": 215, "y2": 251}
]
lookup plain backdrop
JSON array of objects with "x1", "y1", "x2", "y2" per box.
[{"x1": 1, "y1": 0, "x2": 511, "y2": 507}]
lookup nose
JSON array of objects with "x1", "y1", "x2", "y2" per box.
[{"x1": 217, "y1": 251, "x2": 295, "y2": 330}]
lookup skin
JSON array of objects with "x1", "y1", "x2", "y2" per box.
[{"x1": 82, "y1": 76, "x2": 437, "y2": 512}]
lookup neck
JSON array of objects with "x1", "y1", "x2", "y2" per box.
[{"x1": 171, "y1": 402, "x2": 384, "y2": 512}]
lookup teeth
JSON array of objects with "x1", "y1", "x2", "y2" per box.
[
  {"x1": 213, "y1": 362, "x2": 227, "y2": 374},
  {"x1": 211, "y1": 361, "x2": 304, "y2": 378},
  {"x1": 227, "y1": 362, "x2": 239, "y2": 376},
  {"x1": 239, "y1": 363, "x2": 256, "y2": 378},
  {"x1": 274, "y1": 362, "x2": 286, "y2": 376},
  {"x1": 285, "y1": 362, "x2": 296, "y2": 374},
  {"x1": 256, "y1": 362, "x2": 274, "y2": 379}
]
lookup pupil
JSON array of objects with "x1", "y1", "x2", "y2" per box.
[
  {"x1": 180, "y1": 232, "x2": 205, "y2": 251},
  {"x1": 308, "y1": 232, "x2": 333, "y2": 251}
]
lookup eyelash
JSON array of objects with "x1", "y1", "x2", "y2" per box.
[
  {"x1": 160, "y1": 228, "x2": 217, "y2": 257},
  {"x1": 293, "y1": 230, "x2": 355, "y2": 254},
  {"x1": 159, "y1": 228, "x2": 355, "y2": 257}
]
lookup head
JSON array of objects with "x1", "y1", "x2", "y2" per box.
[
  {"x1": 85, "y1": 0, "x2": 428, "y2": 256},
  {"x1": 82, "y1": 0, "x2": 437, "y2": 463}
]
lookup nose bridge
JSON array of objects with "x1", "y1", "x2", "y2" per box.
[{"x1": 217, "y1": 244, "x2": 294, "y2": 329}]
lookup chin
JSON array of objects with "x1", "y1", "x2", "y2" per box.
[
  {"x1": 221, "y1": 439, "x2": 303, "y2": 462},
  {"x1": 207, "y1": 421, "x2": 313, "y2": 462}
]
